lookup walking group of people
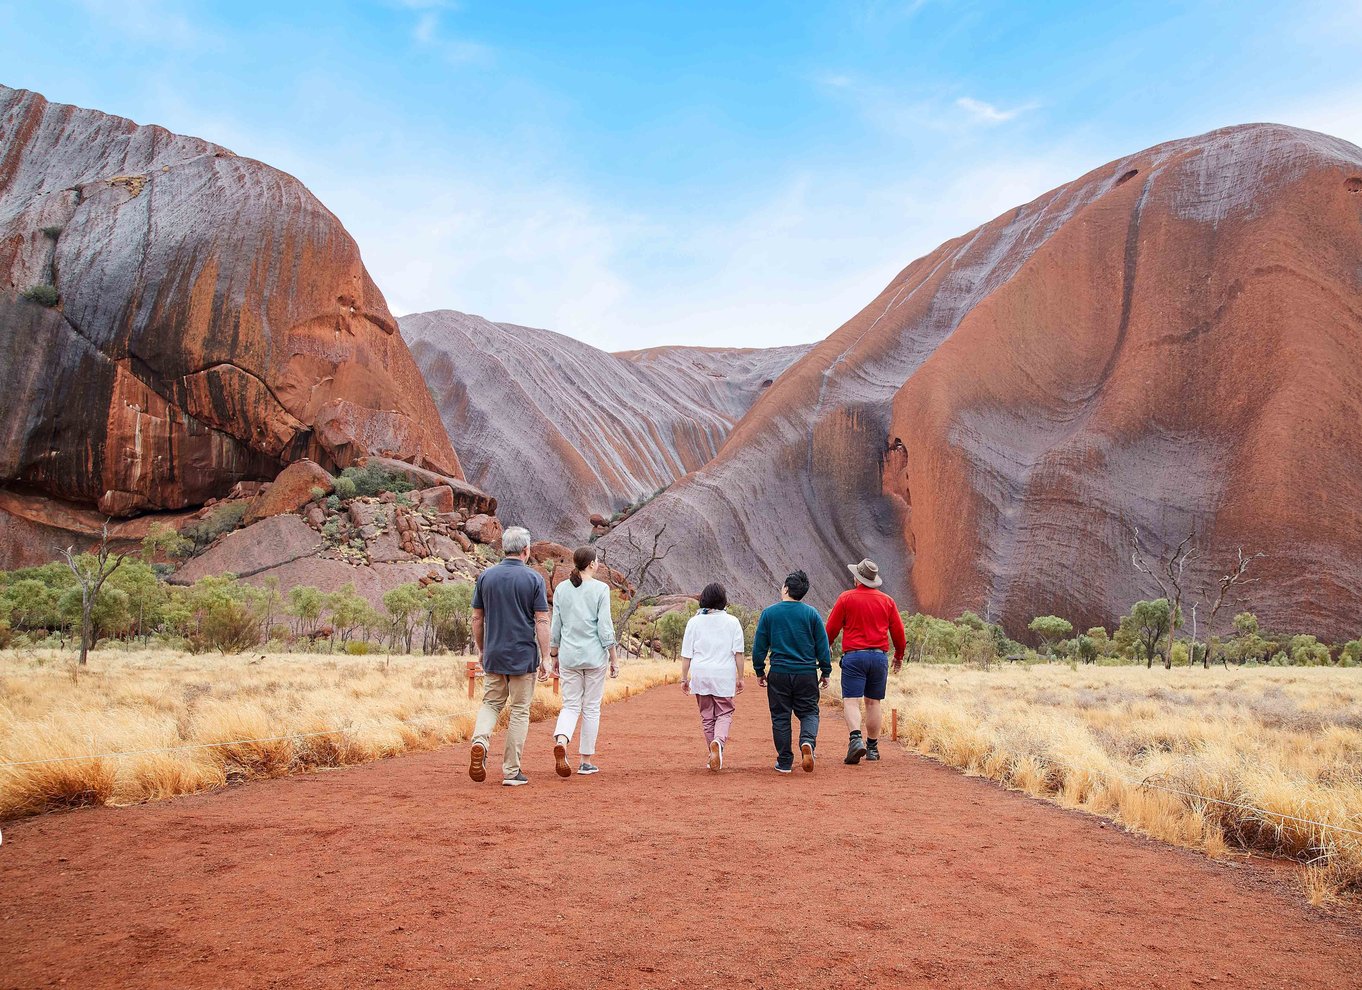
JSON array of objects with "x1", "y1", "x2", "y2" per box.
[{"x1": 466, "y1": 526, "x2": 906, "y2": 786}]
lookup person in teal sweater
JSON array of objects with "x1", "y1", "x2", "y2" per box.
[{"x1": 751, "y1": 570, "x2": 831, "y2": 773}]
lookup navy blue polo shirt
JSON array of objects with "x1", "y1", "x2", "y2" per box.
[{"x1": 472, "y1": 558, "x2": 549, "y2": 675}]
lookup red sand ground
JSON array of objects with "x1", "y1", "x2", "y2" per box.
[{"x1": 2, "y1": 685, "x2": 1359, "y2": 989}]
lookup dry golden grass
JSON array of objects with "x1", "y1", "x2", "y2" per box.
[
  {"x1": 0, "y1": 649, "x2": 677, "y2": 819},
  {"x1": 878, "y1": 664, "x2": 1362, "y2": 904}
]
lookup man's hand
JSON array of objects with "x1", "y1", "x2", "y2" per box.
[
  {"x1": 537, "y1": 659, "x2": 551, "y2": 682},
  {"x1": 681, "y1": 678, "x2": 691, "y2": 695},
  {"x1": 757, "y1": 676, "x2": 768, "y2": 688},
  {"x1": 819, "y1": 676, "x2": 830, "y2": 690},
  {"x1": 609, "y1": 660, "x2": 619, "y2": 679},
  {"x1": 735, "y1": 678, "x2": 745, "y2": 695},
  {"x1": 893, "y1": 658, "x2": 903, "y2": 674}
]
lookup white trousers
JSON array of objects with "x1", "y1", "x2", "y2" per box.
[{"x1": 553, "y1": 663, "x2": 609, "y2": 756}]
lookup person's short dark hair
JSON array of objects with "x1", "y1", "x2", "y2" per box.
[
  {"x1": 698, "y1": 582, "x2": 727, "y2": 611},
  {"x1": 783, "y1": 570, "x2": 810, "y2": 601}
]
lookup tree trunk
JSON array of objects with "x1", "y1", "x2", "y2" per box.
[{"x1": 79, "y1": 591, "x2": 93, "y2": 667}]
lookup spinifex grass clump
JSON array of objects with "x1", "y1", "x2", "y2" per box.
[
  {"x1": 879, "y1": 665, "x2": 1362, "y2": 903},
  {"x1": 0, "y1": 649, "x2": 678, "y2": 818}
]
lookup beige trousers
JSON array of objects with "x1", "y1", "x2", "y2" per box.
[{"x1": 473, "y1": 673, "x2": 536, "y2": 778}]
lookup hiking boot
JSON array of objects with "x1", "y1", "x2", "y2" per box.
[
  {"x1": 866, "y1": 747, "x2": 881, "y2": 761},
  {"x1": 578, "y1": 762, "x2": 600, "y2": 775},
  {"x1": 502, "y1": 772, "x2": 530, "y2": 787},
  {"x1": 708, "y1": 740, "x2": 723, "y2": 772},
  {"x1": 845, "y1": 736, "x2": 867, "y2": 765},
  {"x1": 469, "y1": 741, "x2": 487, "y2": 782},
  {"x1": 800, "y1": 742, "x2": 815, "y2": 773},
  {"x1": 554, "y1": 738, "x2": 571, "y2": 778}
]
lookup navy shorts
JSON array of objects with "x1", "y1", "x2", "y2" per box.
[{"x1": 840, "y1": 650, "x2": 889, "y2": 700}]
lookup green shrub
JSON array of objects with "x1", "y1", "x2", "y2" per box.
[
  {"x1": 20, "y1": 283, "x2": 58, "y2": 306},
  {"x1": 183, "y1": 501, "x2": 249, "y2": 552},
  {"x1": 333, "y1": 476, "x2": 358, "y2": 500},
  {"x1": 339, "y1": 464, "x2": 413, "y2": 498},
  {"x1": 345, "y1": 640, "x2": 373, "y2": 656}
]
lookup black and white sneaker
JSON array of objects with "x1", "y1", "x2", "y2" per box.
[
  {"x1": 502, "y1": 772, "x2": 529, "y2": 787},
  {"x1": 774, "y1": 765, "x2": 793, "y2": 774},
  {"x1": 578, "y1": 762, "x2": 600, "y2": 775}
]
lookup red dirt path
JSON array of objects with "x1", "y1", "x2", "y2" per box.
[{"x1": 2, "y1": 685, "x2": 1359, "y2": 989}]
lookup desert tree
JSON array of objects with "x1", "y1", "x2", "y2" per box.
[
  {"x1": 1191, "y1": 547, "x2": 1265, "y2": 668},
  {"x1": 1117, "y1": 598, "x2": 1172, "y2": 669},
  {"x1": 599, "y1": 523, "x2": 675, "y2": 654},
  {"x1": 59, "y1": 521, "x2": 126, "y2": 666},
  {"x1": 1129, "y1": 526, "x2": 1196, "y2": 669},
  {"x1": 1028, "y1": 615, "x2": 1073, "y2": 657}
]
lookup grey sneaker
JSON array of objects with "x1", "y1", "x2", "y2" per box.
[
  {"x1": 845, "y1": 736, "x2": 867, "y2": 765},
  {"x1": 578, "y1": 762, "x2": 600, "y2": 775},
  {"x1": 502, "y1": 772, "x2": 529, "y2": 787}
]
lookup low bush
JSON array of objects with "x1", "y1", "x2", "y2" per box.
[
  {"x1": 20, "y1": 283, "x2": 58, "y2": 306},
  {"x1": 339, "y1": 464, "x2": 413, "y2": 498}
]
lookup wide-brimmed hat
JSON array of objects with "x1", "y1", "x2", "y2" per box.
[{"x1": 847, "y1": 558, "x2": 882, "y2": 588}]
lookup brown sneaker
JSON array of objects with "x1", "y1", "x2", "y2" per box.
[
  {"x1": 554, "y1": 739, "x2": 572, "y2": 778},
  {"x1": 469, "y1": 741, "x2": 487, "y2": 782},
  {"x1": 708, "y1": 740, "x2": 722, "y2": 771},
  {"x1": 800, "y1": 742, "x2": 815, "y2": 773}
]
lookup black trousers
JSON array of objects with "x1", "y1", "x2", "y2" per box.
[{"x1": 766, "y1": 671, "x2": 820, "y2": 769}]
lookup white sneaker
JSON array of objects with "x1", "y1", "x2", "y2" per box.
[{"x1": 708, "y1": 740, "x2": 723, "y2": 771}]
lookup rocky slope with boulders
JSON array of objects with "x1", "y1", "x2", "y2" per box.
[
  {"x1": 0, "y1": 85, "x2": 463, "y2": 568},
  {"x1": 402, "y1": 309, "x2": 809, "y2": 542},
  {"x1": 601, "y1": 124, "x2": 1362, "y2": 640}
]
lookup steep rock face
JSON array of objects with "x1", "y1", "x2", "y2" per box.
[
  {"x1": 403, "y1": 309, "x2": 808, "y2": 541},
  {"x1": 605, "y1": 124, "x2": 1362, "y2": 640},
  {"x1": 0, "y1": 85, "x2": 459, "y2": 521}
]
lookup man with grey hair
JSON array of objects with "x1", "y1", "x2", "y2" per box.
[{"x1": 469, "y1": 526, "x2": 551, "y2": 786}]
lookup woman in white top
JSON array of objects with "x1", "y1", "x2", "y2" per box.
[
  {"x1": 680, "y1": 582, "x2": 746, "y2": 771},
  {"x1": 549, "y1": 546, "x2": 618, "y2": 777}
]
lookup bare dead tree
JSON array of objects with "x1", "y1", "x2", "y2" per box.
[
  {"x1": 60, "y1": 521, "x2": 126, "y2": 667},
  {"x1": 1130, "y1": 526, "x2": 1195, "y2": 669},
  {"x1": 1196, "y1": 547, "x2": 1266, "y2": 668},
  {"x1": 599, "y1": 524, "x2": 675, "y2": 656}
]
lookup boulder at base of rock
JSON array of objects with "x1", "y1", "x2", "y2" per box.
[
  {"x1": 416, "y1": 485, "x2": 454, "y2": 514},
  {"x1": 170, "y1": 514, "x2": 322, "y2": 584},
  {"x1": 465, "y1": 514, "x2": 502, "y2": 546},
  {"x1": 244, "y1": 460, "x2": 334, "y2": 525}
]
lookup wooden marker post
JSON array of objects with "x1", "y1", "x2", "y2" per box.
[
  {"x1": 552, "y1": 675, "x2": 560, "y2": 696},
  {"x1": 466, "y1": 659, "x2": 478, "y2": 700},
  {"x1": 891, "y1": 708, "x2": 899, "y2": 742}
]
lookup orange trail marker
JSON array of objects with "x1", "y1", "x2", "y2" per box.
[
  {"x1": 891, "y1": 708, "x2": 899, "y2": 742},
  {"x1": 465, "y1": 660, "x2": 477, "y2": 700}
]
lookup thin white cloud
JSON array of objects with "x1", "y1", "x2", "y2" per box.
[{"x1": 955, "y1": 96, "x2": 1037, "y2": 124}]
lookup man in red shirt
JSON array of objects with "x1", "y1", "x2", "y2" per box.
[{"x1": 825, "y1": 558, "x2": 905, "y2": 765}]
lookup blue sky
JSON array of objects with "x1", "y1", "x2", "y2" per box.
[{"x1": 2, "y1": 1, "x2": 1359, "y2": 349}]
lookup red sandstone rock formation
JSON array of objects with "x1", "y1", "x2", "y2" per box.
[
  {"x1": 402, "y1": 310, "x2": 808, "y2": 541},
  {"x1": 604, "y1": 124, "x2": 1362, "y2": 641},
  {"x1": 0, "y1": 85, "x2": 459, "y2": 528}
]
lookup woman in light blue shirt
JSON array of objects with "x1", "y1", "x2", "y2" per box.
[{"x1": 550, "y1": 546, "x2": 618, "y2": 777}]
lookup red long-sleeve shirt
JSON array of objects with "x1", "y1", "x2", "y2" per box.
[{"x1": 826, "y1": 585, "x2": 906, "y2": 661}]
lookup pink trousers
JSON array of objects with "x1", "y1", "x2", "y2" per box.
[{"x1": 696, "y1": 694, "x2": 735, "y2": 745}]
